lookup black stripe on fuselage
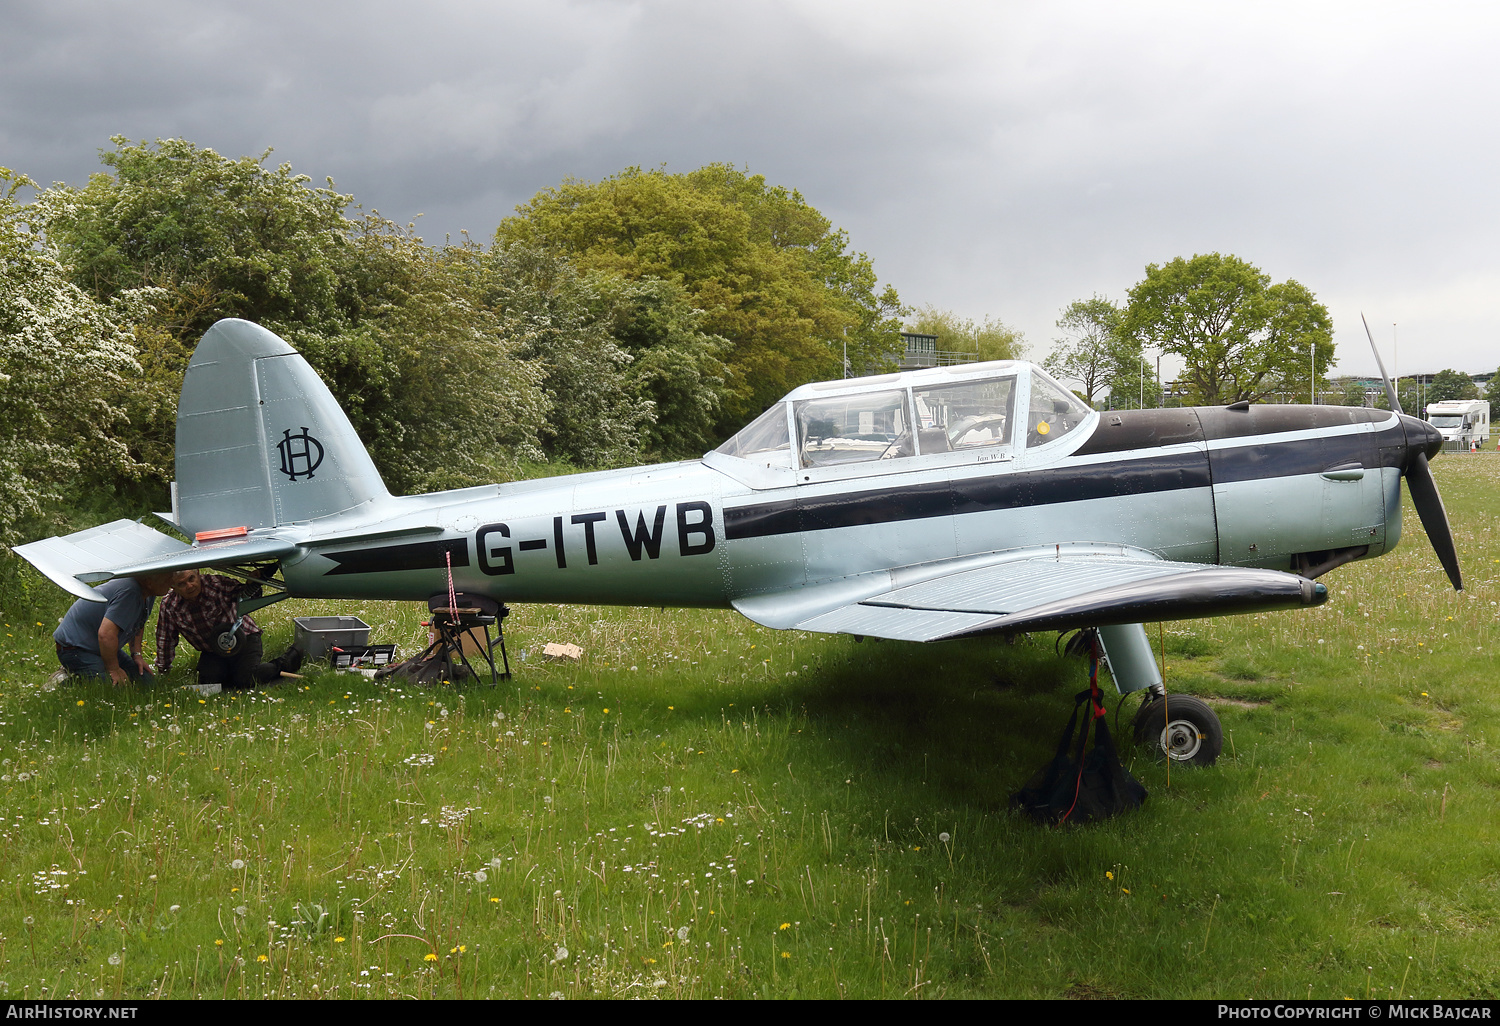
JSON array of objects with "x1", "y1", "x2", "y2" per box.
[
  {"x1": 726, "y1": 450, "x2": 1209, "y2": 541},
  {"x1": 321, "y1": 537, "x2": 471, "y2": 576},
  {"x1": 724, "y1": 427, "x2": 1402, "y2": 542}
]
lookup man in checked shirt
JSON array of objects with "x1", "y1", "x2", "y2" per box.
[{"x1": 154, "y1": 570, "x2": 303, "y2": 690}]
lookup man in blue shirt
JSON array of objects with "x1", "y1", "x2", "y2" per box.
[{"x1": 53, "y1": 573, "x2": 176, "y2": 685}]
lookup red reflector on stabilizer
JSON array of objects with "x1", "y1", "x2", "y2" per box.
[{"x1": 196, "y1": 526, "x2": 249, "y2": 542}]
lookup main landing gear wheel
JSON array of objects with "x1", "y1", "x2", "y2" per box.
[{"x1": 1133, "y1": 695, "x2": 1223, "y2": 767}]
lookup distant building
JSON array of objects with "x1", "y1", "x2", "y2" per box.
[{"x1": 898, "y1": 332, "x2": 978, "y2": 371}]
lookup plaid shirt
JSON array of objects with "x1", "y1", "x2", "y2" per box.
[{"x1": 154, "y1": 575, "x2": 261, "y2": 673}]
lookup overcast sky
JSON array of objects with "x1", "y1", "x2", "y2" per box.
[{"x1": 6, "y1": 1, "x2": 1499, "y2": 379}]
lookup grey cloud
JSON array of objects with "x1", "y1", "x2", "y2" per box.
[{"x1": 5, "y1": 1, "x2": 1500, "y2": 375}]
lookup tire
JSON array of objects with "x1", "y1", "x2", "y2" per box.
[{"x1": 1133, "y1": 694, "x2": 1223, "y2": 767}]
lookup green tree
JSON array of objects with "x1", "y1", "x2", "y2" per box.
[
  {"x1": 0, "y1": 168, "x2": 156, "y2": 542},
  {"x1": 472, "y1": 243, "x2": 653, "y2": 468},
  {"x1": 37, "y1": 139, "x2": 560, "y2": 493},
  {"x1": 497, "y1": 165, "x2": 904, "y2": 426},
  {"x1": 1335, "y1": 377, "x2": 1371, "y2": 407},
  {"x1": 904, "y1": 305, "x2": 1025, "y2": 363},
  {"x1": 1122, "y1": 253, "x2": 1334, "y2": 406},
  {"x1": 41, "y1": 137, "x2": 357, "y2": 340},
  {"x1": 1486, "y1": 369, "x2": 1500, "y2": 422},
  {"x1": 583, "y1": 275, "x2": 731, "y2": 458},
  {"x1": 1372, "y1": 378, "x2": 1421, "y2": 414},
  {"x1": 1042, "y1": 295, "x2": 1146, "y2": 407},
  {"x1": 1425, "y1": 369, "x2": 1480, "y2": 406}
]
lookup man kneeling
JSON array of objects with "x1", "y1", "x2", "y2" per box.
[{"x1": 154, "y1": 570, "x2": 302, "y2": 690}]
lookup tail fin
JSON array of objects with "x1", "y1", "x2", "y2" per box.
[{"x1": 175, "y1": 319, "x2": 390, "y2": 537}]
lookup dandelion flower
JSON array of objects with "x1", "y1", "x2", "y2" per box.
[
  {"x1": 939, "y1": 832, "x2": 951, "y2": 843},
  {"x1": 554, "y1": 946, "x2": 569, "y2": 962},
  {"x1": 215, "y1": 940, "x2": 224, "y2": 947},
  {"x1": 76, "y1": 700, "x2": 85, "y2": 707},
  {"x1": 108, "y1": 952, "x2": 122, "y2": 966},
  {"x1": 231, "y1": 859, "x2": 246, "y2": 870},
  {"x1": 780, "y1": 923, "x2": 791, "y2": 930},
  {"x1": 473, "y1": 870, "x2": 488, "y2": 883},
  {"x1": 334, "y1": 937, "x2": 346, "y2": 943},
  {"x1": 1106, "y1": 871, "x2": 1114, "y2": 880},
  {"x1": 781, "y1": 951, "x2": 791, "y2": 959},
  {"x1": 424, "y1": 953, "x2": 438, "y2": 962},
  {"x1": 677, "y1": 925, "x2": 690, "y2": 941},
  {"x1": 257, "y1": 955, "x2": 268, "y2": 963}
]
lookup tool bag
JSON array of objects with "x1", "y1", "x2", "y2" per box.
[{"x1": 1011, "y1": 639, "x2": 1147, "y2": 825}]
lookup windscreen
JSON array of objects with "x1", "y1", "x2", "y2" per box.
[
  {"x1": 1025, "y1": 370, "x2": 1092, "y2": 447},
  {"x1": 715, "y1": 404, "x2": 791, "y2": 461}
]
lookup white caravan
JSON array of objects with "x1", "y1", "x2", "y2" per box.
[{"x1": 1425, "y1": 398, "x2": 1489, "y2": 451}]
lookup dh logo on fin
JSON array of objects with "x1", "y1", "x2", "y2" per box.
[{"x1": 277, "y1": 427, "x2": 325, "y2": 481}]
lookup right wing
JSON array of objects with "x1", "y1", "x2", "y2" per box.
[{"x1": 733, "y1": 545, "x2": 1326, "y2": 642}]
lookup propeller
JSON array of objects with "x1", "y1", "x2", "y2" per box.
[{"x1": 1361, "y1": 313, "x2": 1463, "y2": 590}]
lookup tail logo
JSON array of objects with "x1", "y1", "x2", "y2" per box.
[{"x1": 277, "y1": 427, "x2": 325, "y2": 481}]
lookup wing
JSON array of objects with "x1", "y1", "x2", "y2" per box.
[
  {"x1": 14, "y1": 519, "x2": 297, "y2": 603},
  {"x1": 732, "y1": 546, "x2": 1327, "y2": 642}
]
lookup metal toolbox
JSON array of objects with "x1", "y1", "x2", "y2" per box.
[{"x1": 292, "y1": 616, "x2": 371, "y2": 660}]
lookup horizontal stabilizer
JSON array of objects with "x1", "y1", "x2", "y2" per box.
[
  {"x1": 74, "y1": 534, "x2": 299, "y2": 584},
  {"x1": 14, "y1": 520, "x2": 189, "y2": 602},
  {"x1": 15, "y1": 520, "x2": 299, "y2": 602}
]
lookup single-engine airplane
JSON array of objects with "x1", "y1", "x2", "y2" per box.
[{"x1": 17, "y1": 318, "x2": 1460, "y2": 765}]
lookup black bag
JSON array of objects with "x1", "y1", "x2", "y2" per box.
[
  {"x1": 1011, "y1": 682, "x2": 1147, "y2": 825},
  {"x1": 374, "y1": 650, "x2": 471, "y2": 685}
]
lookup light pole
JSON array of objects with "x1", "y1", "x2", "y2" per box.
[
  {"x1": 1309, "y1": 341, "x2": 1315, "y2": 405},
  {"x1": 1156, "y1": 355, "x2": 1162, "y2": 408}
]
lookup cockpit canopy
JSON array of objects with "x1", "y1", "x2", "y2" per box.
[{"x1": 713, "y1": 361, "x2": 1091, "y2": 473}]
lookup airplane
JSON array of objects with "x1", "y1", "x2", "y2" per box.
[{"x1": 16, "y1": 318, "x2": 1460, "y2": 766}]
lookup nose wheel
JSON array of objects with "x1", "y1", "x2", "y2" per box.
[{"x1": 1133, "y1": 694, "x2": 1223, "y2": 767}]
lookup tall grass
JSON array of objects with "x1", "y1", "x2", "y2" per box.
[{"x1": 0, "y1": 456, "x2": 1498, "y2": 998}]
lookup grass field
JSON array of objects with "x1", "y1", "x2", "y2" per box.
[{"x1": 1, "y1": 455, "x2": 1499, "y2": 999}]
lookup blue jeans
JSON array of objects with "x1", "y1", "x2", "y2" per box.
[{"x1": 56, "y1": 646, "x2": 155, "y2": 684}]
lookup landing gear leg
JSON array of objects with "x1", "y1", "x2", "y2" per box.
[{"x1": 1094, "y1": 622, "x2": 1222, "y2": 767}]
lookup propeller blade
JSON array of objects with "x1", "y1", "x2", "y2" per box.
[
  {"x1": 1405, "y1": 450, "x2": 1463, "y2": 590},
  {"x1": 1361, "y1": 312, "x2": 1402, "y2": 415}
]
